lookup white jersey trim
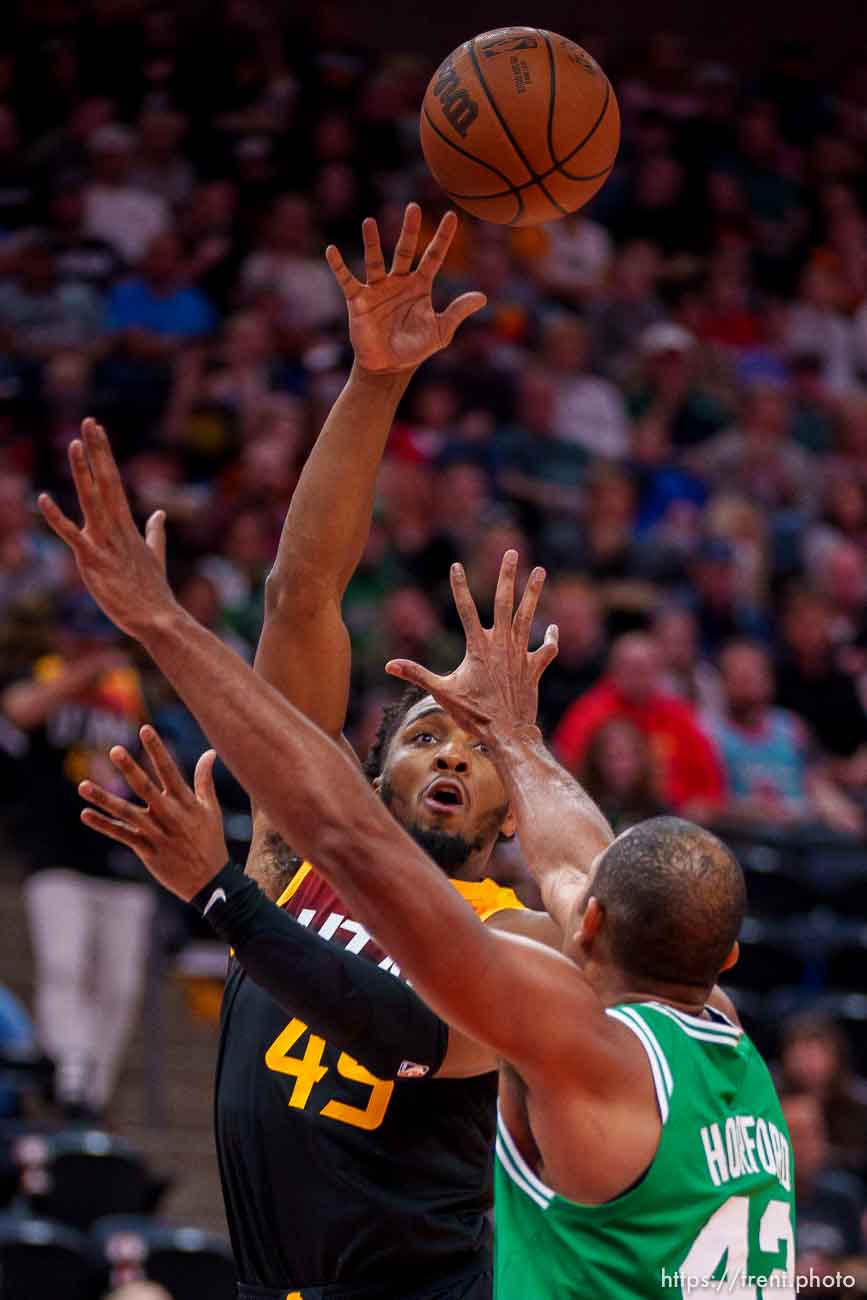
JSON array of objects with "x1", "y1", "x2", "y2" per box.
[
  {"x1": 496, "y1": 1104, "x2": 555, "y2": 1208},
  {"x1": 613, "y1": 1005, "x2": 675, "y2": 1097},
  {"x1": 606, "y1": 1007, "x2": 672, "y2": 1123},
  {"x1": 495, "y1": 1136, "x2": 551, "y2": 1210},
  {"x1": 648, "y1": 1002, "x2": 741, "y2": 1046}
]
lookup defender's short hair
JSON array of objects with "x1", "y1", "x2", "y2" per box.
[{"x1": 590, "y1": 816, "x2": 746, "y2": 989}]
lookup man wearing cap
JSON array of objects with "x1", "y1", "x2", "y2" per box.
[
  {"x1": 1, "y1": 596, "x2": 152, "y2": 1123},
  {"x1": 628, "y1": 319, "x2": 732, "y2": 449}
]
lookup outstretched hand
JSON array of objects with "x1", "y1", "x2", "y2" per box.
[
  {"x1": 79, "y1": 725, "x2": 228, "y2": 903},
  {"x1": 326, "y1": 203, "x2": 486, "y2": 373},
  {"x1": 37, "y1": 418, "x2": 173, "y2": 639},
  {"x1": 386, "y1": 550, "x2": 559, "y2": 743}
]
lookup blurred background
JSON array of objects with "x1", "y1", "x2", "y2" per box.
[{"x1": 0, "y1": 0, "x2": 865, "y2": 1296}]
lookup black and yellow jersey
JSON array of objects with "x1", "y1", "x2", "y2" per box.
[{"x1": 214, "y1": 860, "x2": 522, "y2": 1292}]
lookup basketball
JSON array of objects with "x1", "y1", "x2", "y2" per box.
[{"x1": 420, "y1": 27, "x2": 620, "y2": 227}]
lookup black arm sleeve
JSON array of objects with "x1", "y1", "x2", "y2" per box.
[{"x1": 192, "y1": 862, "x2": 449, "y2": 1080}]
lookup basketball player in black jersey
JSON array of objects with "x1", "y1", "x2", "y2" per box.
[{"x1": 46, "y1": 209, "x2": 609, "y2": 1300}]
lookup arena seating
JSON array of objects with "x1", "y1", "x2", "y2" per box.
[{"x1": 0, "y1": 1211, "x2": 106, "y2": 1300}]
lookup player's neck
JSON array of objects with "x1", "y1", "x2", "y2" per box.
[
  {"x1": 446, "y1": 853, "x2": 493, "y2": 883},
  {"x1": 592, "y1": 968, "x2": 713, "y2": 1018}
]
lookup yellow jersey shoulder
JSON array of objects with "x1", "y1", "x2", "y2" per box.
[
  {"x1": 277, "y1": 864, "x2": 524, "y2": 924},
  {"x1": 451, "y1": 877, "x2": 525, "y2": 922}
]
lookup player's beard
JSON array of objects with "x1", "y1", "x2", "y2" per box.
[{"x1": 379, "y1": 778, "x2": 504, "y2": 876}]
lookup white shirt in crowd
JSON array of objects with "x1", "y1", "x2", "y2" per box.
[
  {"x1": 538, "y1": 217, "x2": 613, "y2": 297},
  {"x1": 240, "y1": 252, "x2": 344, "y2": 331},
  {"x1": 84, "y1": 184, "x2": 170, "y2": 265},
  {"x1": 552, "y1": 374, "x2": 630, "y2": 459},
  {"x1": 787, "y1": 302, "x2": 856, "y2": 394}
]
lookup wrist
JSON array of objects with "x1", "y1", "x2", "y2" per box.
[
  {"x1": 350, "y1": 360, "x2": 417, "y2": 392},
  {"x1": 135, "y1": 597, "x2": 189, "y2": 652},
  {"x1": 191, "y1": 861, "x2": 266, "y2": 946},
  {"x1": 491, "y1": 722, "x2": 544, "y2": 749},
  {"x1": 191, "y1": 860, "x2": 249, "y2": 914},
  {"x1": 488, "y1": 722, "x2": 545, "y2": 768}
]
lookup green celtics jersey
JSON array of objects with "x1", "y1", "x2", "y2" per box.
[{"x1": 495, "y1": 1002, "x2": 795, "y2": 1299}]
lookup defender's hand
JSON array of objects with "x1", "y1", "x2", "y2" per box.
[
  {"x1": 79, "y1": 725, "x2": 228, "y2": 903},
  {"x1": 386, "y1": 551, "x2": 559, "y2": 743},
  {"x1": 37, "y1": 418, "x2": 173, "y2": 639},
  {"x1": 326, "y1": 203, "x2": 486, "y2": 374}
]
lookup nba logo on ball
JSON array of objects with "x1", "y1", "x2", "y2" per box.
[
  {"x1": 480, "y1": 31, "x2": 539, "y2": 57},
  {"x1": 421, "y1": 27, "x2": 620, "y2": 227}
]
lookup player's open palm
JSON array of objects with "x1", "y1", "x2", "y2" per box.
[
  {"x1": 37, "y1": 418, "x2": 172, "y2": 639},
  {"x1": 79, "y1": 725, "x2": 228, "y2": 903},
  {"x1": 386, "y1": 550, "x2": 559, "y2": 742},
  {"x1": 325, "y1": 202, "x2": 486, "y2": 373}
]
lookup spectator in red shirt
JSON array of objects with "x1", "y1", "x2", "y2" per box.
[{"x1": 553, "y1": 631, "x2": 725, "y2": 818}]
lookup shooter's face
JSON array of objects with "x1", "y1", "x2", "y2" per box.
[{"x1": 377, "y1": 697, "x2": 513, "y2": 871}]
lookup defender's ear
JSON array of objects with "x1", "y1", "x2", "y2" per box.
[
  {"x1": 500, "y1": 805, "x2": 517, "y2": 838},
  {"x1": 720, "y1": 941, "x2": 739, "y2": 973}
]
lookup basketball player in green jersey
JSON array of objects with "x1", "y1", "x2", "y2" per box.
[{"x1": 42, "y1": 418, "x2": 795, "y2": 1296}]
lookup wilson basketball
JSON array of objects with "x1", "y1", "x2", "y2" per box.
[{"x1": 420, "y1": 28, "x2": 620, "y2": 227}]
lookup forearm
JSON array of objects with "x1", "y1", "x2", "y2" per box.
[
  {"x1": 489, "y1": 726, "x2": 614, "y2": 930},
  {"x1": 268, "y1": 364, "x2": 413, "y2": 600},
  {"x1": 194, "y1": 862, "x2": 449, "y2": 1079}
]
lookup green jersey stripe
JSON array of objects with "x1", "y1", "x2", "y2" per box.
[
  {"x1": 606, "y1": 1008, "x2": 671, "y2": 1122},
  {"x1": 649, "y1": 1004, "x2": 741, "y2": 1047},
  {"x1": 497, "y1": 1104, "x2": 556, "y2": 1202},
  {"x1": 618, "y1": 1007, "x2": 675, "y2": 1094},
  {"x1": 495, "y1": 1135, "x2": 552, "y2": 1210},
  {"x1": 649, "y1": 1002, "x2": 741, "y2": 1041}
]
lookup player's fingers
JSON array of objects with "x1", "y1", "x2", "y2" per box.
[
  {"x1": 449, "y1": 563, "x2": 485, "y2": 643},
  {"x1": 493, "y1": 550, "x2": 519, "y2": 638},
  {"x1": 139, "y1": 725, "x2": 192, "y2": 803},
  {"x1": 194, "y1": 749, "x2": 219, "y2": 808},
  {"x1": 108, "y1": 744, "x2": 164, "y2": 808},
  {"x1": 389, "y1": 202, "x2": 421, "y2": 275},
  {"x1": 530, "y1": 624, "x2": 559, "y2": 681},
  {"x1": 512, "y1": 566, "x2": 546, "y2": 652},
  {"x1": 325, "y1": 244, "x2": 362, "y2": 301},
  {"x1": 362, "y1": 217, "x2": 387, "y2": 283},
  {"x1": 437, "y1": 291, "x2": 487, "y2": 344},
  {"x1": 68, "y1": 436, "x2": 100, "y2": 530},
  {"x1": 79, "y1": 778, "x2": 148, "y2": 828},
  {"x1": 80, "y1": 419, "x2": 136, "y2": 527},
  {"x1": 384, "y1": 659, "x2": 441, "y2": 694},
  {"x1": 80, "y1": 807, "x2": 148, "y2": 854},
  {"x1": 145, "y1": 510, "x2": 167, "y2": 574},
  {"x1": 36, "y1": 493, "x2": 81, "y2": 548},
  {"x1": 416, "y1": 210, "x2": 458, "y2": 281}
]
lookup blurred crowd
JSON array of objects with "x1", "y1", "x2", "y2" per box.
[{"x1": 0, "y1": 0, "x2": 865, "y2": 1290}]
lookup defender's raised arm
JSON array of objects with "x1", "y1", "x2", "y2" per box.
[{"x1": 386, "y1": 552, "x2": 615, "y2": 931}]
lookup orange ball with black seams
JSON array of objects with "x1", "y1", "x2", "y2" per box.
[{"x1": 420, "y1": 27, "x2": 620, "y2": 227}]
